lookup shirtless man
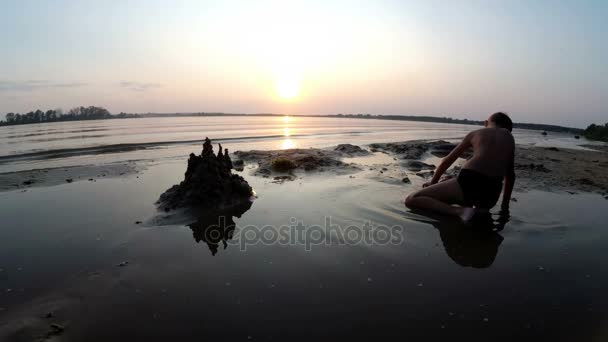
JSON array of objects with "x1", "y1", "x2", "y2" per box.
[{"x1": 405, "y1": 112, "x2": 516, "y2": 222}]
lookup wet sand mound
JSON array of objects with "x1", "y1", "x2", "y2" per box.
[
  {"x1": 370, "y1": 140, "x2": 452, "y2": 160},
  {"x1": 334, "y1": 144, "x2": 370, "y2": 156},
  {"x1": 234, "y1": 147, "x2": 360, "y2": 177},
  {"x1": 157, "y1": 138, "x2": 253, "y2": 211}
]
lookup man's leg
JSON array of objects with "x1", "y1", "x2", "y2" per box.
[{"x1": 405, "y1": 179, "x2": 473, "y2": 220}]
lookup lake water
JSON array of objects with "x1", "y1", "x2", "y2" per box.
[
  {"x1": 1, "y1": 116, "x2": 607, "y2": 341},
  {"x1": 0, "y1": 116, "x2": 590, "y2": 172}
]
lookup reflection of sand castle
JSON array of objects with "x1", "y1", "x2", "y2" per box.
[
  {"x1": 187, "y1": 201, "x2": 253, "y2": 255},
  {"x1": 157, "y1": 137, "x2": 253, "y2": 211}
]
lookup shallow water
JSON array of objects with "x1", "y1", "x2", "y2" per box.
[
  {"x1": 1, "y1": 117, "x2": 608, "y2": 341},
  {"x1": 1, "y1": 158, "x2": 608, "y2": 341}
]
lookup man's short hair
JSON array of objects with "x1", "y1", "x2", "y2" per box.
[{"x1": 489, "y1": 112, "x2": 513, "y2": 132}]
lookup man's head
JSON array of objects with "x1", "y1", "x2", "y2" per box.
[{"x1": 485, "y1": 112, "x2": 513, "y2": 132}]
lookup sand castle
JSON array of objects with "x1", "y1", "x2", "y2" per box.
[{"x1": 157, "y1": 137, "x2": 253, "y2": 211}]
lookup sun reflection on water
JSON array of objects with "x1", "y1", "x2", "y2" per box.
[
  {"x1": 280, "y1": 116, "x2": 295, "y2": 149},
  {"x1": 281, "y1": 138, "x2": 295, "y2": 149}
]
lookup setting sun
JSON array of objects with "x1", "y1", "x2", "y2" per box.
[{"x1": 275, "y1": 76, "x2": 300, "y2": 100}]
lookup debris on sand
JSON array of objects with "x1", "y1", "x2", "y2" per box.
[
  {"x1": 157, "y1": 138, "x2": 253, "y2": 211},
  {"x1": 234, "y1": 148, "x2": 359, "y2": 177},
  {"x1": 38, "y1": 322, "x2": 66, "y2": 340},
  {"x1": 334, "y1": 144, "x2": 370, "y2": 156},
  {"x1": 415, "y1": 171, "x2": 435, "y2": 178},
  {"x1": 369, "y1": 140, "x2": 453, "y2": 160},
  {"x1": 430, "y1": 143, "x2": 458, "y2": 158},
  {"x1": 577, "y1": 178, "x2": 595, "y2": 186},
  {"x1": 515, "y1": 163, "x2": 551, "y2": 173},
  {"x1": 403, "y1": 160, "x2": 436, "y2": 172},
  {"x1": 270, "y1": 157, "x2": 297, "y2": 172},
  {"x1": 45, "y1": 323, "x2": 65, "y2": 337},
  {"x1": 233, "y1": 159, "x2": 245, "y2": 171},
  {"x1": 272, "y1": 175, "x2": 296, "y2": 183}
]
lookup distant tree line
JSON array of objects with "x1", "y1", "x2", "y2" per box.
[
  {"x1": 584, "y1": 123, "x2": 608, "y2": 142},
  {"x1": 3, "y1": 109, "x2": 599, "y2": 138},
  {"x1": 0, "y1": 106, "x2": 140, "y2": 126},
  {"x1": 328, "y1": 114, "x2": 584, "y2": 134}
]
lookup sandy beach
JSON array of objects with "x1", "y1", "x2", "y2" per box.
[{"x1": 5, "y1": 139, "x2": 608, "y2": 196}]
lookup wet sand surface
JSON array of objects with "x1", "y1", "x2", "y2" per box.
[
  {"x1": 1, "y1": 145, "x2": 608, "y2": 341},
  {"x1": 0, "y1": 162, "x2": 142, "y2": 192},
  {"x1": 2, "y1": 117, "x2": 608, "y2": 341}
]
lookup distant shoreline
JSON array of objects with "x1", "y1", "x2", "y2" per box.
[{"x1": 1, "y1": 111, "x2": 584, "y2": 134}]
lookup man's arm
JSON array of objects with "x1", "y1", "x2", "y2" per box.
[
  {"x1": 425, "y1": 132, "x2": 473, "y2": 187},
  {"x1": 501, "y1": 145, "x2": 516, "y2": 210}
]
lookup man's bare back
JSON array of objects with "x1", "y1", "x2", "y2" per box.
[{"x1": 462, "y1": 127, "x2": 515, "y2": 179}]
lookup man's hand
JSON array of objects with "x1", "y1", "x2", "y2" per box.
[
  {"x1": 422, "y1": 181, "x2": 436, "y2": 188},
  {"x1": 424, "y1": 175, "x2": 454, "y2": 187}
]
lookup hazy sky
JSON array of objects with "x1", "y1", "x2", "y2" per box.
[{"x1": 1, "y1": 0, "x2": 607, "y2": 127}]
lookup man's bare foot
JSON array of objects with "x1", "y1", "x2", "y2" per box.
[{"x1": 459, "y1": 207, "x2": 476, "y2": 223}]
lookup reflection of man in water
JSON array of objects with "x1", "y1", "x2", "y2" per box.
[
  {"x1": 411, "y1": 211, "x2": 508, "y2": 268},
  {"x1": 438, "y1": 216, "x2": 504, "y2": 268}
]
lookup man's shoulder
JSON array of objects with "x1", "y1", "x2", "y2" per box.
[
  {"x1": 467, "y1": 127, "x2": 491, "y2": 137},
  {"x1": 469, "y1": 127, "x2": 514, "y2": 143},
  {"x1": 474, "y1": 127, "x2": 513, "y2": 136}
]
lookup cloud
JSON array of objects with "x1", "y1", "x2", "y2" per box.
[
  {"x1": 119, "y1": 81, "x2": 163, "y2": 92},
  {"x1": 0, "y1": 80, "x2": 88, "y2": 92}
]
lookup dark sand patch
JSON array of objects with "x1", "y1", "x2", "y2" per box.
[{"x1": 0, "y1": 162, "x2": 141, "y2": 192}]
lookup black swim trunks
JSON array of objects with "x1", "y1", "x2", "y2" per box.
[{"x1": 457, "y1": 169, "x2": 503, "y2": 209}]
